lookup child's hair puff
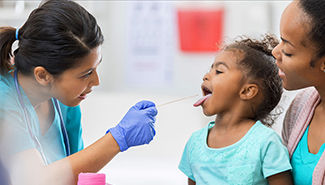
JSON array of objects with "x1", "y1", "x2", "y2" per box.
[{"x1": 224, "y1": 34, "x2": 282, "y2": 126}]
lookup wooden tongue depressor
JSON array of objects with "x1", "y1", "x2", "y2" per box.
[{"x1": 157, "y1": 94, "x2": 198, "y2": 108}]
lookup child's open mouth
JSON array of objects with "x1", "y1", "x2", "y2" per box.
[
  {"x1": 202, "y1": 86, "x2": 212, "y2": 96},
  {"x1": 193, "y1": 85, "x2": 212, "y2": 107}
]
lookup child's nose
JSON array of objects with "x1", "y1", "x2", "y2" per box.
[{"x1": 203, "y1": 73, "x2": 209, "y2": 81}]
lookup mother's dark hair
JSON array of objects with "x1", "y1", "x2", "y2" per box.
[
  {"x1": 0, "y1": 0, "x2": 103, "y2": 75},
  {"x1": 299, "y1": 0, "x2": 325, "y2": 60}
]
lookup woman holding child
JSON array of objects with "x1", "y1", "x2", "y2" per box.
[{"x1": 272, "y1": 0, "x2": 325, "y2": 184}]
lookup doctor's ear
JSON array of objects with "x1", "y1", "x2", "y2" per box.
[
  {"x1": 33, "y1": 66, "x2": 53, "y2": 86},
  {"x1": 239, "y1": 83, "x2": 259, "y2": 100}
]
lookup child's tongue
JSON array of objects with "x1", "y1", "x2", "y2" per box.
[{"x1": 193, "y1": 94, "x2": 212, "y2": 107}]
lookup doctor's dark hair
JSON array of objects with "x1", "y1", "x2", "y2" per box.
[
  {"x1": 298, "y1": 0, "x2": 325, "y2": 64},
  {"x1": 224, "y1": 34, "x2": 282, "y2": 127},
  {"x1": 0, "y1": 0, "x2": 103, "y2": 75}
]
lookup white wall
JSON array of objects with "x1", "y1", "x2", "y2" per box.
[{"x1": 87, "y1": 1, "x2": 291, "y2": 94}]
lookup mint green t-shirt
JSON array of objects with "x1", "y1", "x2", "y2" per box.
[
  {"x1": 0, "y1": 72, "x2": 83, "y2": 164},
  {"x1": 179, "y1": 121, "x2": 292, "y2": 185},
  {"x1": 291, "y1": 126, "x2": 325, "y2": 185}
]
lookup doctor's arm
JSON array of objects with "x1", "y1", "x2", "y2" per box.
[
  {"x1": 68, "y1": 132, "x2": 120, "y2": 180},
  {"x1": 69, "y1": 100, "x2": 157, "y2": 183},
  {"x1": 9, "y1": 132, "x2": 119, "y2": 185},
  {"x1": 9, "y1": 100, "x2": 157, "y2": 185},
  {"x1": 188, "y1": 178, "x2": 196, "y2": 185},
  {"x1": 19, "y1": 131, "x2": 133, "y2": 185}
]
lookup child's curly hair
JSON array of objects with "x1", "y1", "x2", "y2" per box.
[{"x1": 223, "y1": 34, "x2": 282, "y2": 127}]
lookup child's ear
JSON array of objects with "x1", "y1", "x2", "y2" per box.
[
  {"x1": 33, "y1": 66, "x2": 53, "y2": 86},
  {"x1": 239, "y1": 83, "x2": 259, "y2": 100},
  {"x1": 320, "y1": 58, "x2": 325, "y2": 72}
]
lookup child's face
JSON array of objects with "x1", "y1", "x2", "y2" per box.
[
  {"x1": 200, "y1": 50, "x2": 245, "y2": 116},
  {"x1": 272, "y1": 1, "x2": 322, "y2": 90}
]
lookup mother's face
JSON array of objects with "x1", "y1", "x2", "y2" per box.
[{"x1": 272, "y1": 1, "x2": 324, "y2": 90}]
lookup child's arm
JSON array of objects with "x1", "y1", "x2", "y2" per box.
[
  {"x1": 188, "y1": 178, "x2": 196, "y2": 185},
  {"x1": 267, "y1": 171, "x2": 293, "y2": 185}
]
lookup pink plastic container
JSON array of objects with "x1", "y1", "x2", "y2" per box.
[{"x1": 77, "y1": 173, "x2": 110, "y2": 185}]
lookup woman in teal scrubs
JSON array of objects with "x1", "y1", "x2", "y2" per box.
[{"x1": 0, "y1": 0, "x2": 157, "y2": 184}]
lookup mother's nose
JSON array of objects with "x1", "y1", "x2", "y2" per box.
[{"x1": 272, "y1": 44, "x2": 281, "y2": 60}]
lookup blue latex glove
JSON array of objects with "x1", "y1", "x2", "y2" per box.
[{"x1": 106, "y1": 100, "x2": 158, "y2": 152}]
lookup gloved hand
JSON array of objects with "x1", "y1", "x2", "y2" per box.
[{"x1": 106, "y1": 100, "x2": 158, "y2": 152}]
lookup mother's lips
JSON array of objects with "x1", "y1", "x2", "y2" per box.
[{"x1": 278, "y1": 68, "x2": 285, "y2": 78}]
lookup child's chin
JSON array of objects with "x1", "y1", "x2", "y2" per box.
[{"x1": 203, "y1": 109, "x2": 214, "y2": 117}]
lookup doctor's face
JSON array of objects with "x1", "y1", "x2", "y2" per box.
[{"x1": 51, "y1": 46, "x2": 102, "y2": 107}]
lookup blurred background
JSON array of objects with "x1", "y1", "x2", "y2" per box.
[{"x1": 0, "y1": 1, "x2": 298, "y2": 184}]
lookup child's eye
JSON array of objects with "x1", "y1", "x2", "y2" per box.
[
  {"x1": 216, "y1": 70, "x2": 223, "y2": 74},
  {"x1": 281, "y1": 49, "x2": 292, "y2": 57}
]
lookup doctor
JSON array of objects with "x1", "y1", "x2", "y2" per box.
[{"x1": 0, "y1": 0, "x2": 157, "y2": 184}]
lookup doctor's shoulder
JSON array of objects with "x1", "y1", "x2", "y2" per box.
[{"x1": 0, "y1": 73, "x2": 19, "y2": 109}]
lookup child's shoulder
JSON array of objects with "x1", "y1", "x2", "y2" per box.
[
  {"x1": 254, "y1": 121, "x2": 276, "y2": 133},
  {"x1": 252, "y1": 121, "x2": 280, "y2": 142},
  {"x1": 192, "y1": 121, "x2": 214, "y2": 136},
  {"x1": 187, "y1": 122, "x2": 212, "y2": 144},
  {"x1": 190, "y1": 126, "x2": 208, "y2": 139},
  {"x1": 247, "y1": 121, "x2": 287, "y2": 158},
  {"x1": 252, "y1": 121, "x2": 282, "y2": 143}
]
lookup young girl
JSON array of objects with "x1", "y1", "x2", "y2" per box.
[{"x1": 179, "y1": 35, "x2": 293, "y2": 185}]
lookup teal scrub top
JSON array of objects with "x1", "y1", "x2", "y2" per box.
[
  {"x1": 0, "y1": 72, "x2": 83, "y2": 164},
  {"x1": 291, "y1": 126, "x2": 325, "y2": 185},
  {"x1": 179, "y1": 121, "x2": 292, "y2": 185}
]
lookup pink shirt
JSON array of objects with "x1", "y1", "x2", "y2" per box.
[{"x1": 282, "y1": 87, "x2": 325, "y2": 185}]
